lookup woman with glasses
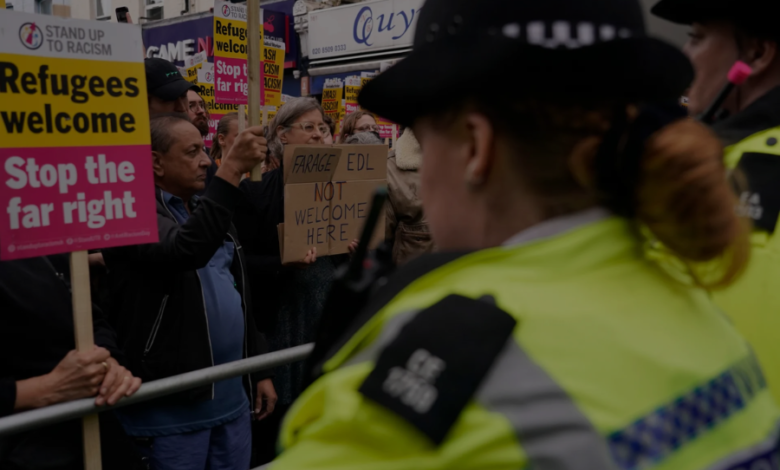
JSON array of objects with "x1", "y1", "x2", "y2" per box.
[
  {"x1": 233, "y1": 97, "x2": 344, "y2": 465},
  {"x1": 338, "y1": 111, "x2": 379, "y2": 143}
]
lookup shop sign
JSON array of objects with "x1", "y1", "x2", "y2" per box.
[{"x1": 308, "y1": 0, "x2": 423, "y2": 59}]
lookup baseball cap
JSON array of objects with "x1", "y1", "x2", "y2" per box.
[{"x1": 145, "y1": 58, "x2": 200, "y2": 101}]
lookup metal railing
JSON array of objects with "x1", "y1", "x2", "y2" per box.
[{"x1": 0, "y1": 343, "x2": 313, "y2": 438}]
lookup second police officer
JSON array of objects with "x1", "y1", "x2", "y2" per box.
[
  {"x1": 272, "y1": 0, "x2": 780, "y2": 468},
  {"x1": 652, "y1": 0, "x2": 780, "y2": 406}
]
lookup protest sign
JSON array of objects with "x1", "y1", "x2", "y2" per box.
[
  {"x1": 345, "y1": 76, "x2": 361, "y2": 115},
  {"x1": 0, "y1": 10, "x2": 157, "y2": 261},
  {"x1": 322, "y1": 78, "x2": 343, "y2": 135},
  {"x1": 198, "y1": 62, "x2": 241, "y2": 151},
  {"x1": 263, "y1": 37, "x2": 285, "y2": 107},
  {"x1": 376, "y1": 116, "x2": 400, "y2": 142},
  {"x1": 178, "y1": 50, "x2": 207, "y2": 84},
  {"x1": 266, "y1": 105, "x2": 278, "y2": 121},
  {"x1": 1, "y1": 11, "x2": 155, "y2": 469},
  {"x1": 213, "y1": 1, "x2": 264, "y2": 106},
  {"x1": 279, "y1": 144, "x2": 386, "y2": 263}
]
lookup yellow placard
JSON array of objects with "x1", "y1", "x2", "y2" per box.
[
  {"x1": 345, "y1": 86, "x2": 360, "y2": 105},
  {"x1": 0, "y1": 54, "x2": 149, "y2": 148},
  {"x1": 214, "y1": 17, "x2": 250, "y2": 61},
  {"x1": 179, "y1": 65, "x2": 199, "y2": 84},
  {"x1": 322, "y1": 85, "x2": 343, "y2": 135},
  {"x1": 263, "y1": 42, "x2": 285, "y2": 107}
]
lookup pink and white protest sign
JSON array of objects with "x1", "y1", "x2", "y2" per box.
[
  {"x1": 214, "y1": 1, "x2": 264, "y2": 106},
  {"x1": 0, "y1": 10, "x2": 157, "y2": 260}
]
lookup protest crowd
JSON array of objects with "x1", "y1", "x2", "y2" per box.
[{"x1": 2, "y1": 0, "x2": 780, "y2": 469}]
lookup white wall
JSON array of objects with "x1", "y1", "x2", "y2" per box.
[
  {"x1": 9, "y1": 0, "x2": 68, "y2": 13},
  {"x1": 69, "y1": 0, "x2": 92, "y2": 19},
  {"x1": 67, "y1": 0, "x2": 206, "y2": 22}
]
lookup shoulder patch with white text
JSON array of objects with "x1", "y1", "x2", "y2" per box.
[
  {"x1": 736, "y1": 152, "x2": 780, "y2": 233},
  {"x1": 358, "y1": 294, "x2": 517, "y2": 445}
]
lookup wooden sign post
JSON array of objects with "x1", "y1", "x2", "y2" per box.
[
  {"x1": 247, "y1": 0, "x2": 265, "y2": 182},
  {"x1": 70, "y1": 251, "x2": 102, "y2": 470}
]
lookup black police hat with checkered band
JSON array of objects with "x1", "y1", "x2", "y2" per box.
[
  {"x1": 358, "y1": 0, "x2": 694, "y2": 126},
  {"x1": 652, "y1": 0, "x2": 780, "y2": 42}
]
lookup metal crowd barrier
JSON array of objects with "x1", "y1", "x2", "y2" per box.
[{"x1": 0, "y1": 343, "x2": 314, "y2": 438}]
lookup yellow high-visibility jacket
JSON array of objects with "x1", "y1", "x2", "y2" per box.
[
  {"x1": 272, "y1": 212, "x2": 780, "y2": 470},
  {"x1": 714, "y1": 117, "x2": 780, "y2": 404}
]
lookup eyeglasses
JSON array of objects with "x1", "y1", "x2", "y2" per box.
[
  {"x1": 356, "y1": 124, "x2": 379, "y2": 132},
  {"x1": 289, "y1": 122, "x2": 331, "y2": 136},
  {"x1": 189, "y1": 101, "x2": 206, "y2": 113}
]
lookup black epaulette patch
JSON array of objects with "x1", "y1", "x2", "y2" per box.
[
  {"x1": 358, "y1": 294, "x2": 517, "y2": 445},
  {"x1": 736, "y1": 152, "x2": 780, "y2": 233}
]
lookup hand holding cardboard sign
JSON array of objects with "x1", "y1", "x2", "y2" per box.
[
  {"x1": 283, "y1": 247, "x2": 317, "y2": 269},
  {"x1": 217, "y1": 125, "x2": 268, "y2": 187}
]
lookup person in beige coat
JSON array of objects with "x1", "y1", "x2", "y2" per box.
[
  {"x1": 344, "y1": 129, "x2": 435, "y2": 265},
  {"x1": 386, "y1": 129, "x2": 435, "y2": 265}
]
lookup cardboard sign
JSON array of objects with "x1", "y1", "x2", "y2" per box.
[
  {"x1": 279, "y1": 144, "x2": 387, "y2": 263},
  {"x1": 263, "y1": 38, "x2": 285, "y2": 107},
  {"x1": 0, "y1": 10, "x2": 157, "y2": 260},
  {"x1": 322, "y1": 79, "x2": 343, "y2": 135},
  {"x1": 213, "y1": 1, "x2": 264, "y2": 105}
]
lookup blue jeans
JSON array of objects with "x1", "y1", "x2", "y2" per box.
[{"x1": 137, "y1": 412, "x2": 251, "y2": 470}]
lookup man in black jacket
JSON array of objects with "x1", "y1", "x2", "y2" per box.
[{"x1": 103, "y1": 114, "x2": 274, "y2": 470}]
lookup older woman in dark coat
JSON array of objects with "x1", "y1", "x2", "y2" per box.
[{"x1": 233, "y1": 98, "x2": 347, "y2": 462}]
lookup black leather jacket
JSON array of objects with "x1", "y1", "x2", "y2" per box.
[{"x1": 103, "y1": 176, "x2": 271, "y2": 405}]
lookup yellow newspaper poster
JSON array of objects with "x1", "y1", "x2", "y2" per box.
[
  {"x1": 345, "y1": 76, "x2": 361, "y2": 115},
  {"x1": 263, "y1": 38, "x2": 285, "y2": 107},
  {"x1": 322, "y1": 78, "x2": 343, "y2": 135}
]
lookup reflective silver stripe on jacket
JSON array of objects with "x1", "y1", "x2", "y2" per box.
[
  {"x1": 475, "y1": 339, "x2": 618, "y2": 470},
  {"x1": 339, "y1": 310, "x2": 616, "y2": 469}
]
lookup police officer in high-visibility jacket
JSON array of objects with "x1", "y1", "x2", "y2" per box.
[
  {"x1": 652, "y1": 0, "x2": 780, "y2": 403},
  {"x1": 271, "y1": 0, "x2": 780, "y2": 468}
]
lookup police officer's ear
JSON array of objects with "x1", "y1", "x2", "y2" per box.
[
  {"x1": 462, "y1": 112, "x2": 495, "y2": 189},
  {"x1": 569, "y1": 135, "x2": 600, "y2": 190},
  {"x1": 738, "y1": 35, "x2": 779, "y2": 77}
]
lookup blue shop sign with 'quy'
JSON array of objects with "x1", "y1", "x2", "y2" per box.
[{"x1": 307, "y1": 0, "x2": 423, "y2": 59}]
